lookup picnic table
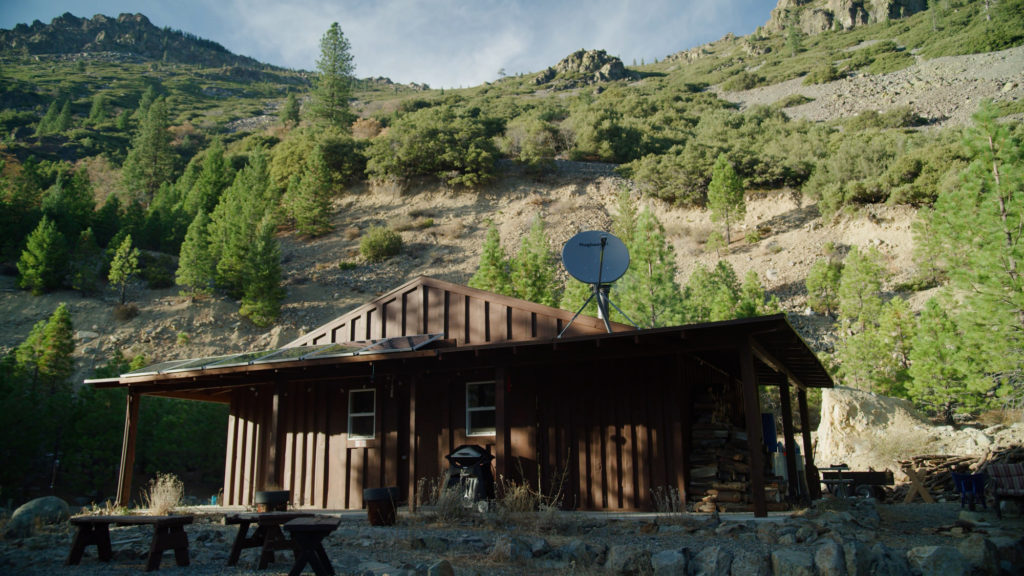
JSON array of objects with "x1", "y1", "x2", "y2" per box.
[
  {"x1": 66, "y1": 514, "x2": 193, "y2": 572},
  {"x1": 225, "y1": 510, "x2": 315, "y2": 568},
  {"x1": 284, "y1": 516, "x2": 341, "y2": 576}
]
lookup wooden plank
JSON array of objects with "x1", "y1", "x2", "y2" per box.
[
  {"x1": 797, "y1": 388, "x2": 820, "y2": 499},
  {"x1": 407, "y1": 377, "x2": 418, "y2": 511},
  {"x1": 384, "y1": 382, "x2": 398, "y2": 488},
  {"x1": 403, "y1": 288, "x2": 421, "y2": 337},
  {"x1": 117, "y1": 391, "x2": 140, "y2": 507},
  {"x1": 426, "y1": 286, "x2": 445, "y2": 335},
  {"x1": 593, "y1": 387, "x2": 606, "y2": 509},
  {"x1": 281, "y1": 388, "x2": 296, "y2": 499},
  {"x1": 489, "y1": 303, "x2": 509, "y2": 342},
  {"x1": 511, "y1": 308, "x2": 533, "y2": 341},
  {"x1": 535, "y1": 315, "x2": 558, "y2": 339},
  {"x1": 313, "y1": 386, "x2": 328, "y2": 508},
  {"x1": 495, "y1": 370, "x2": 507, "y2": 480},
  {"x1": 740, "y1": 339, "x2": 767, "y2": 517},
  {"x1": 449, "y1": 293, "x2": 467, "y2": 343},
  {"x1": 240, "y1": 400, "x2": 255, "y2": 507},
  {"x1": 605, "y1": 379, "x2": 621, "y2": 509},
  {"x1": 349, "y1": 447, "x2": 365, "y2": 509},
  {"x1": 266, "y1": 385, "x2": 281, "y2": 490},
  {"x1": 326, "y1": 386, "x2": 348, "y2": 509},
  {"x1": 383, "y1": 298, "x2": 401, "y2": 339},
  {"x1": 630, "y1": 369, "x2": 647, "y2": 509},
  {"x1": 468, "y1": 297, "x2": 487, "y2": 344},
  {"x1": 778, "y1": 379, "x2": 799, "y2": 500}
]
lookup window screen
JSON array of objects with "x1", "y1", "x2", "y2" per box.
[
  {"x1": 466, "y1": 381, "x2": 496, "y2": 436},
  {"x1": 348, "y1": 389, "x2": 375, "y2": 439}
]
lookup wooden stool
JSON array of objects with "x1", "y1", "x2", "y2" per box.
[
  {"x1": 283, "y1": 517, "x2": 340, "y2": 576},
  {"x1": 67, "y1": 515, "x2": 193, "y2": 571},
  {"x1": 226, "y1": 511, "x2": 314, "y2": 568}
]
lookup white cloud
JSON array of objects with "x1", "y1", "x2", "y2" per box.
[{"x1": 2, "y1": 0, "x2": 773, "y2": 88}]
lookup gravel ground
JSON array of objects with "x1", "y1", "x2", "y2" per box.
[
  {"x1": 718, "y1": 44, "x2": 1024, "y2": 128},
  {"x1": 2, "y1": 500, "x2": 1021, "y2": 575}
]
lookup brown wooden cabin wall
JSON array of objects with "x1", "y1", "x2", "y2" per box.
[
  {"x1": 496, "y1": 354, "x2": 702, "y2": 511},
  {"x1": 410, "y1": 371, "x2": 498, "y2": 507},
  {"x1": 223, "y1": 388, "x2": 272, "y2": 506},
  {"x1": 224, "y1": 378, "x2": 409, "y2": 510}
]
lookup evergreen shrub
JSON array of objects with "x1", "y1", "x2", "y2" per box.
[{"x1": 360, "y1": 226, "x2": 402, "y2": 262}]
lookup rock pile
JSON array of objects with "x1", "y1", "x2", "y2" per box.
[
  {"x1": 533, "y1": 49, "x2": 632, "y2": 88},
  {"x1": 765, "y1": 0, "x2": 927, "y2": 35},
  {"x1": 1, "y1": 499, "x2": 1022, "y2": 575}
]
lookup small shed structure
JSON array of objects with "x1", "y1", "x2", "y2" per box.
[{"x1": 90, "y1": 276, "x2": 831, "y2": 516}]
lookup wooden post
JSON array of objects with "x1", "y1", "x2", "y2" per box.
[
  {"x1": 778, "y1": 380, "x2": 799, "y2": 500},
  {"x1": 740, "y1": 340, "x2": 767, "y2": 517},
  {"x1": 266, "y1": 384, "x2": 282, "y2": 489},
  {"x1": 407, "y1": 376, "x2": 417, "y2": 512},
  {"x1": 797, "y1": 388, "x2": 820, "y2": 499},
  {"x1": 116, "y1": 391, "x2": 140, "y2": 507},
  {"x1": 495, "y1": 367, "x2": 508, "y2": 479}
]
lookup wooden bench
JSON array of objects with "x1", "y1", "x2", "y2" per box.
[
  {"x1": 225, "y1": 511, "x2": 314, "y2": 568},
  {"x1": 283, "y1": 517, "x2": 341, "y2": 576},
  {"x1": 987, "y1": 462, "x2": 1024, "y2": 518},
  {"x1": 66, "y1": 514, "x2": 193, "y2": 572}
]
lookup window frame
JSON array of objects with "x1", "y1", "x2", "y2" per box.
[
  {"x1": 465, "y1": 380, "x2": 496, "y2": 437},
  {"x1": 347, "y1": 388, "x2": 376, "y2": 440}
]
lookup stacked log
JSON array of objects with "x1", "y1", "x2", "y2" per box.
[{"x1": 893, "y1": 446, "x2": 1024, "y2": 502}]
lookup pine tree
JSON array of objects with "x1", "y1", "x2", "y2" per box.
[
  {"x1": 108, "y1": 234, "x2": 140, "y2": 305},
  {"x1": 121, "y1": 97, "x2": 176, "y2": 203},
  {"x1": 707, "y1": 154, "x2": 745, "y2": 245},
  {"x1": 17, "y1": 216, "x2": 68, "y2": 295},
  {"x1": 805, "y1": 258, "x2": 842, "y2": 316},
  {"x1": 282, "y1": 144, "x2": 333, "y2": 236},
  {"x1": 208, "y1": 148, "x2": 277, "y2": 297},
  {"x1": 70, "y1": 228, "x2": 103, "y2": 294},
  {"x1": 611, "y1": 186, "x2": 637, "y2": 244},
  {"x1": 57, "y1": 100, "x2": 72, "y2": 132},
  {"x1": 917, "y1": 103, "x2": 1024, "y2": 407},
  {"x1": 41, "y1": 169, "x2": 95, "y2": 242},
  {"x1": 36, "y1": 100, "x2": 60, "y2": 136},
  {"x1": 238, "y1": 216, "x2": 285, "y2": 326},
  {"x1": 685, "y1": 260, "x2": 742, "y2": 323},
  {"x1": 737, "y1": 269, "x2": 779, "y2": 318},
  {"x1": 559, "y1": 278, "x2": 599, "y2": 317},
  {"x1": 510, "y1": 216, "x2": 560, "y2": 307},
  {"x1": 837, "y1": 246, "x2": 885, "y2": 332},
  {"x1": 468, "y1": 222, "x2": 512, "y2": 296},
  {"x1": 310, "y1": 22, "x2": 356, "y2": 129},
  {"x1": 182, "y1": 138, "x2": 233, "y2": 217},
  {"x1": 616, "y1": 208, "x2": 686, "y2": 328},
  {"x1": 88, "y1": 93, "x2": 108, "y2": 125},
  {"x1": 280, "y1": 92, "x2": 301, "y2": 126},
  {"x1": 176, "y1": 211, "x2": 214, "y2": 297},
  {"x1": 907, "y1": 298, "x2": 976, "y2": 423}
]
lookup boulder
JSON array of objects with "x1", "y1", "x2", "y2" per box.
[
  {"x1": 771, "y1": 548, "x2": 814, "y2": 576},
  {"x1": 765, "y1": 0, "x2": 927, "y2": 34},
  {"x1": 691, "y1": 545, "x2": 732, "y2": 576},
  {"x1": 815, "y1": 540, "x2": 847, "y2": 576},
  {"x1": 606, "y1": 545, "x2": 652, "y2": 575},
  {"x1": 906, "y1": 546, "x2": 969, "y2": 576},
  {"x1": 956, "y1": 534, "x2": 998, "y2": 576},
  {"x1": 650, "y1": 549, "x2": 687, "y2": 576},
  {"x1": 4, "y1": 496, "x2": 70, "y2": 539}
]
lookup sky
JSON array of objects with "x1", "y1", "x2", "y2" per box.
[{"x1": 0, "y1": 1, "x2": 775, "y2": 89}]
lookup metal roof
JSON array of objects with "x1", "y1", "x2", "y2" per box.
[{"x1": 119, "y1": 334, "x2": 444, "y2": 378}]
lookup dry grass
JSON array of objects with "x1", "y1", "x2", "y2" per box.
[
  {"x1": 858, "y1": 425, "x2": 935, "y2": 463},
  {"x1": 650, "y1": 485, "x2": 684, "y2": 514},
  {"x1": 415, "y1": 476, "x2": 470, "y2": 523},
  {"x1": 140, "y1": 472, "x2": 184, "y2": 516},
  {"x1": 113, "y1": 303, "x2": 139, "y2": 322},
  {"x1": 343, "y1": 226, "x2": 361, "y2": 241}
]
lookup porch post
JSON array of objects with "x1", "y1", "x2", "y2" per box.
[
  {"x1": 778, "y1": 380, "x2": 799, "y2": 500},
  {"x1": 495, "y1": 367, "x2": 507, "y2": 479},
  {"x1": 797, "y1": 388, "x2": 821, "y2": 499},
  {"x1": 116, "y1": 390, "x2": 140, "y2": 507},
  {"x1": 740, "y1": 339, "x2": 767, "y2": 517},
  {"x1": 407, "y1": 376, "x2": 418, "y2": 512}
]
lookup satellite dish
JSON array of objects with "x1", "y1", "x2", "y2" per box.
[{"x1": 561, "y1": 231, "x2": 630, "y2": 285}]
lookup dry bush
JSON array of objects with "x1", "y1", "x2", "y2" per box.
[
  {"x1": 352, "y1": 117, "x2": 383, "y2": 140},
  {"x1": 497, "y1": 475, "x2": 542, "y2": 514},
  {"x1": 650, "y1": 485, "x2": 684, "y2": 514},
  {"x1": 977, "y1": 408, "x2": 1024, "y2": 426},
  {"x1": 113, "y1": 303, "x2": 139, "y2": 322},
  {"x1": 344, "y1": 226, "x2": 361, "y2": 241},
  {"x1": 389, "y1": 215, "x2": 415, "y2": 232},
  {"x1": 140, "y1": 472, "x2": 184, "y2": 516},
  {"x1": 415, "y1": 476, "x2": 469, "y2": 523},
  {"x1": 434, "y1": 221, "x2": 466, "y2": 239}
]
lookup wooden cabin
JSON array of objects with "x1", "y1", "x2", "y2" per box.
[{"x1": 90, "y1": 276, "x2": 831, "y2": 517}]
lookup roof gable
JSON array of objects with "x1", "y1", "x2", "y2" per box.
[{"x1": 285, "y1": 276, "x2": 631, "y2": 348}]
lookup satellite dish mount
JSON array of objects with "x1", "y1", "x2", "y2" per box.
[{"x1": 559, "y1": 231, "x2": 637, "y2": 337}]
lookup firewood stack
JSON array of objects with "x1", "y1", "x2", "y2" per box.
[
  {"x1": 894, "y1": 446, "x2": 1024, "y2": 502},
  {"x1": 689, "y1": 390, "x2": 782, "y2": 512}
]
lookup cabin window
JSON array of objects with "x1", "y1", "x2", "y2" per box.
[
  {"x1": 466, "y1": 381, "x2": 496, "y2": 436},
  {"x1": 348, "y1": 389, "x2": 375, "y2": 439}
]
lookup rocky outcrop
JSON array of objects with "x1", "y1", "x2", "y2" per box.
[
  {"x1": 0, "y1": 12, "x2": 265, "y2": 68},
  {"x1": 815, "y1": 386, "x2": 1024, "y2": 476},
  {"x1": 534, "y1": 49, "x2": 633, "y2": 88},
  {"x1": 3, "y1": 496, "x2": 69, "y2": 539},
  {"x1": 766, "y1": 0, "x2": 928, "y2": 35}
]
